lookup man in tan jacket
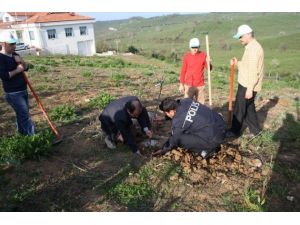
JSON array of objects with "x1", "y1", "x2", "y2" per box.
[{"x1": 226, "y1": 24, "x2": 264, "y2": 138}]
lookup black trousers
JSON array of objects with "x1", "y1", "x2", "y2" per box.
[
  {"x1": 99, "y1": 115, "x2": 119, "y2": 141},
  {"x1": 231, "y1": 84, "x2": 261, "y2": 135},
  {"x1": 174, "y1": 133, "x2": 223, "y2": 153}
]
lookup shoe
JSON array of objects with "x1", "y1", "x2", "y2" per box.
[
  {"x1": 104, "y1": 136, "x2": 116, "y2": 149},
  {"x1": 225, "y1": 131, "x2": 239, "y2": 139}
]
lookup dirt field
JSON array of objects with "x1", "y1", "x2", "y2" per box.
[{"x1": 0, "y1": 55, "x2": 299, "y2": 211}]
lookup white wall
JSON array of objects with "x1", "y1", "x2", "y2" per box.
[
  {"x1": 39, "y1": 21, "x2": 96, "y2": 55},
  {"x1": 11, "y1": 20, "x2": 96, "y2": 56},
  {"x1": 2, "y1": 12, "x2": 14, "y2": 22}
]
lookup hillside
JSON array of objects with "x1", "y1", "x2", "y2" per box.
[{"x1": 94, "y1": 12, "x2": 300, "y2": 76}]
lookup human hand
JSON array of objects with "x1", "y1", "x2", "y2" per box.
[
  {"x1": 116, "y1": 133, "x2": 124, "y2": 142},
  {"x1": 16, "y1": 64, "x2": 24, "y2": 73},
  {"x1": 179, "y1": 83, "x2": 185, "y2": 93},
  {"x1": 230, "y1": 57, "x2": 238, "y2": 66},
  {"x1": 145, "y1": 130, "x2": 153, "y2": 138},
  {"x1": 245, "y1": 89, "x2": 253, "y2": 99}
]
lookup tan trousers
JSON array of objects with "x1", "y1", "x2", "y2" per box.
[{"x1": 184, "y1": 85, "x2": 205, "y2": 104}]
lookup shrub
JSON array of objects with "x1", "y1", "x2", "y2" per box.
[
  {"x1": 128, "y1": 45, "x2": 139, "y2": 54},
  {"x1": 0, "y1": 130, "x2": 55, "y2": 163},
  {"x1": 49, "y1": 104, "x2": 77, "y2": 123},
  {"x1": 88, "y1": 93, "x2": 115, "y2": 109}
]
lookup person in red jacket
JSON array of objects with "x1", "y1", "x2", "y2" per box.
[{"x1": 179, "y1": 38, "x2": 212, "y2": 104}]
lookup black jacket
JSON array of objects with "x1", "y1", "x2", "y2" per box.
[
  {"x1": 0, "y1": 52, "x2": 27, "y2": 93},
  {"x1": 99, "y1": 96, "x2": 151, "y2": 152},
  {"x1": 163, "y1": 98, "x2": 226, "y2": 152}
]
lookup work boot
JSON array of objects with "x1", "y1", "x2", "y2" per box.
[{"x1": 104, "y1": 136, "x2": 116, "y2": 149}]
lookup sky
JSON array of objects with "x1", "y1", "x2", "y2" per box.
[{"x1": 80, "y1": 12, "x2": 192, "y2": 21}]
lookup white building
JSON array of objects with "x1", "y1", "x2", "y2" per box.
[{"x1": 0, "y1": 12, "x2": 96, "y2": 56}]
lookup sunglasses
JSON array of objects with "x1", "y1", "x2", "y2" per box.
[
  {"x1": 191, "y1": 46, "x2": 199, "y2": 49},
  {"x1": 9, "y1": 43, "x2": 16, "y2": 46}
]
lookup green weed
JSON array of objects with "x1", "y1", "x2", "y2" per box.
[
  {"x1": 11, "y1": 178, "x2": 39, "y2": 204},
  {"x1": 243, "y1": 187, "x2": 266, "y2": 212},
  {"x1": 49, "y1": 104, "x2": 78, "y2": 123},
  {"x1": 0, "y1": 130, "x2": 54, "y2": 163},
  {"x1": 109, "y1": 182, "x2": 155, "y2": 211},
  {"x1": 88, "y1": 93, "x2": 115, "y2": 109}
]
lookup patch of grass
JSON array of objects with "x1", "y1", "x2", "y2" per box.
[
  {"x1": 266, "y1": 183, "x2": 288, "y2": 198},
  {"x1": 33, "y1": 65, "x2": 48, "y2": 73},
  {"x1": 143, "y1": 70, "x2": 154, "y2": 76},
  {"x1": 251, "y1": 129, "x2": 274, "y2": 146},
  {"x1": 11, "y1": 178, "x2": 39, "y2": 204},
  {"x1": 111, "y1": 73, "x2": 126, "y2": 81},
  {"x1": 243, "y1": 187, "x2": 266, "y2": 212},
  {"x1": 81, "y1": 71, "x2": 93, "y2": 78},
  {"x1": 138, "y1": 164, "x2": 156, "y2": 183},
  {"x1": 109, "y1": 182, "x2": 155, "y2": 211},
  {"x1": 273, "y1": 164, "x2": 300, "y2": 182},
  {"x1": 221, "y1": 192, "x2": 246, "y2": 212},
  {"x1": 88, "y1": 93, "x2": 115, "y2": 109},
  {"x1": 0, "y1": 130, "x2": 54, "y2": 164},
  {"x1": 49, "y1": 104, "x2": 78, "y2": 123}
]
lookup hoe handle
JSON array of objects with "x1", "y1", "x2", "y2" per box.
[{"x1": 22, "y1": 71, "x2": 61, "y2": 139}]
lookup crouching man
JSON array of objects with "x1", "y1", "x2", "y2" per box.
[
  {"x1": 99, "y1": 96, "x2": 152, "y2": 155},
  {"x1": 152, "y1": 98, "x2": 226, "y2": 159}
]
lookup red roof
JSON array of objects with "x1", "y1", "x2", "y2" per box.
[
  {"x1": 0, "y1": 21, "x2": 17, "y2": 29},
  {"x1": 7, "y1": 12, "x2": 38, "y2": 16},
  {"x1": 24, "y1": 12, "x2": 94, "y2": 24}
]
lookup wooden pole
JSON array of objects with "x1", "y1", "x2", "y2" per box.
[
  {"x1": 205, "y1": 35, "x2": 212, "y2": 107},
  {"x1": 227, "y1": 64, "x2": 235, "y2": 127}
]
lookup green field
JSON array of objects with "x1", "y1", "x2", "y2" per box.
[{"x1": 94, "y1": 12, "x2": 300, "y2": 77}]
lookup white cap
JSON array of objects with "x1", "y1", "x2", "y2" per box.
[
  {"x1": 233, "y1": 24, "x2": 253, "y2": 39},
  {"x1": 189, "y1": 38, "x2": 200, "y2": 48},
  {"x1": 0, "y1": 31, "x2": 18, "y2": 44}
]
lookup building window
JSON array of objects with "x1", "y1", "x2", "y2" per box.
[
  {"x1": 29, "y1": 31, "x2": 35, "y2": 40},
  {"x1": 47, "y1": 29, "x2": 57, "y2": 39},
  {"x1": 5, "y1": 17, "x2": 10, "y2": 22},
  {"x1": 65, "y1": 27, "x2": 73, "y2": 37},
  {"x1": 79, "y1": 26, "x2": 88, "y2": 35}
]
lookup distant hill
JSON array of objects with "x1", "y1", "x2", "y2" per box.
[{"x1": 94, "y1": 12, "x2": 300, "y2": 76}]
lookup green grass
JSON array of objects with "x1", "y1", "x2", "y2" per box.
[
  {"x1": 49, "y1": 104, "x2": 78, "y2": 123},
  {"x1": 88, "y1": 92, "x2": 115, "y2": 109},
  {"x1": 0, "y1": 130, "x2": 55, "y2": 164},
  {"x1": 109, "y1": 182, "x2": 156, "y2": 211},
  {"x1": 94, "y1": 12, "x2": 300, "y2": 77}
]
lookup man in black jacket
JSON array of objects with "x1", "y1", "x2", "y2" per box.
[
  {"x1": 152, "y1": 97, "x2": 226, "y2": 159},
  {"x1": 99, "y1": 96, "x2": 152, "y2": 155},
  {"x1": 0, "y1": 31, "x2": 35, "y2": 136}
]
